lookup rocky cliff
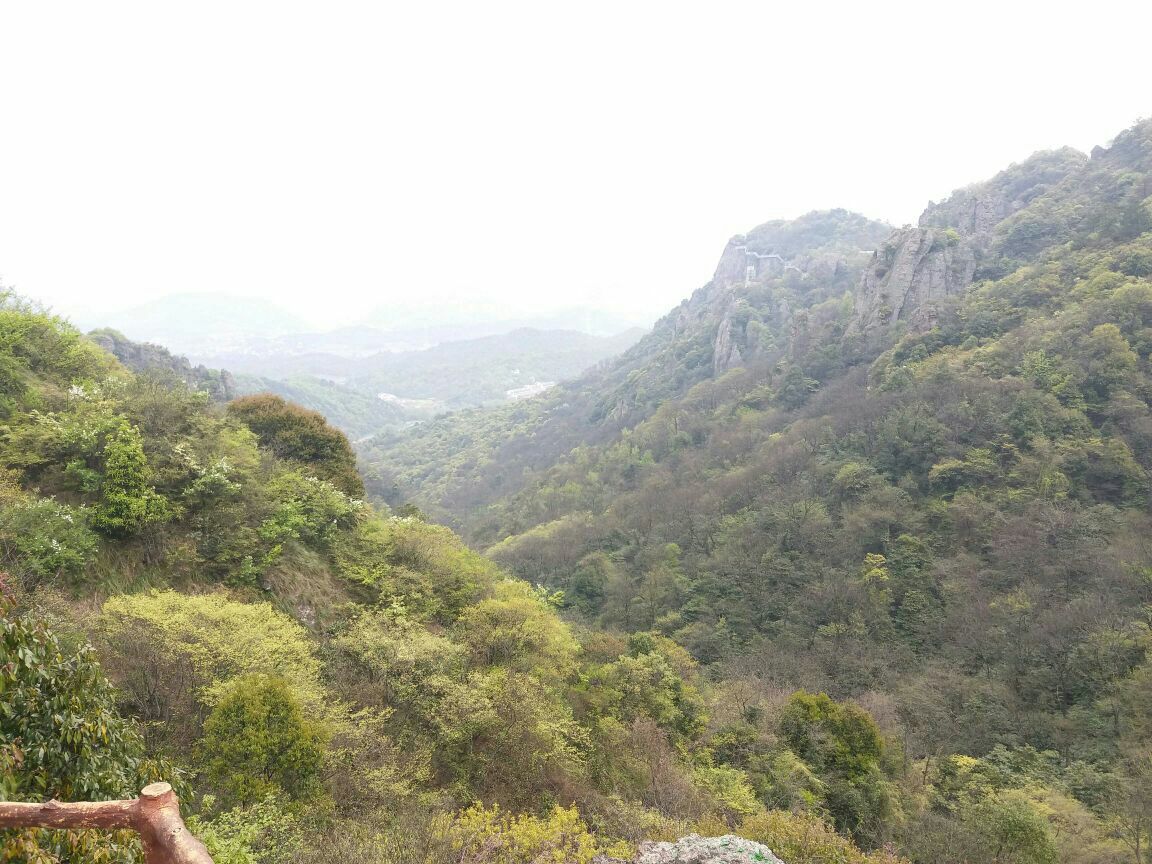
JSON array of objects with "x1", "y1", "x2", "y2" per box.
[
  {"x1": 705, "y1": 210, "x2": 890, "y2": 372},
  {"x1": 850, "y1": 147, "x2": 1088, "y2": 333},
  {"x1": 89, "y1": 328, "x2": 236, "y2": 401}
]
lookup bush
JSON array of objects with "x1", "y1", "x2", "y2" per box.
[
  {"x1": 0, "y1": 487, "x2": 98, "y2": 589},
  {"x1": 1, "y1": 597, "x2": 167, "y2": 862},
  {"x1": 198, "y1": 675, "x2": 329, "y2": 808},
  {"x1": 99, "y1": 591, "x2": 326, "y2": 754},
  {"x1": 228, "y1": 394, "x2": 364, "y2": 497},
  {"x1": 438, "y1": 803, "x2": 627, "y2": 864},
  {"x1": 738, "y1": 810, "x2": 907, "y2": 864},
  {"x1": 90, "y1": 418, "x2": 169, "y2": 537}
]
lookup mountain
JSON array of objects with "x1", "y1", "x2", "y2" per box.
[
  {"x1": 0, "y1": 291, "x2": 914, "y2": 864},
  {"x1": 357, "y1": 118, "x2": 1152, "y2": 859},
  {"x1": 342, "y1": 326, "x2": 645, "y2": 406},
  {"x1": 360, "y1": 209, "x2": 893, "y2": 524},
  {"x1": 8, "y1": 118, "x2": 1152, "y2": 864},
  {"x1": 224, "y1": 326, "x2": 645, "y2": 424},
  {"x1": 80, "y1": 300, "x2": 645, "y2": 439},
  {"x1": 83, "y1": 292, "x2": 309, "y2": 357},
  {"x1": 88, "y1": 327, "x2": 238, "y2": 401}
]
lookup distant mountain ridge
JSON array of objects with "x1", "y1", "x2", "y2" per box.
[
  {"x1": 83, "y1": 321, "x2": 646, "y2": 440},
  {"x1": 81, "y1": 291, "x2": 649, "y2": 363},
  {"x1": 360, "y1": 208, "x2": 893, "y2": 522}
]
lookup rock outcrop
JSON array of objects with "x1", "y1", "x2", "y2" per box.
[
  {"x1": 595, "y1": 834, "x2": 784, "y2": 864},
  {"x1": 712, "y1": 309, "x2": 744, "y2": 375},
  {"x1": 850, "y1": 227, "x2": 976, "y2": 331},
  {"x1": 89, "y1": 328, "x2": 236, "y2": 401},
  {"x1": 849, "y1": 147, "x2": 1087, "y2": 334}
]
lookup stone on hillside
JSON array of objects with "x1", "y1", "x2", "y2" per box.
[{"x1": 599, "y1": 833, "x2": 783, "y2": 864}]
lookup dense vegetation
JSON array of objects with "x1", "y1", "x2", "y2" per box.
[
  {"x1": 5, "y1": 118, "x2": 1152, "y2": 864},
  {"x1": 363, "y1": 119, "x2": 1152, "y2": 862},
  {"x1": 0, "y1": 295, "x2": 901, "y2": 863},
  {"x1": 360, "y1": 209, "x2": 894, "y2": 526}
]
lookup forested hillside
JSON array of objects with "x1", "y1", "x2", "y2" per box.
[
  {"x1": 1, "y1": 295, "x2": 909, "y2": 863},
  {"x1": 360, "y1": 210, "x2": 893, "y2": 524},
  {"x1": 5, "y1": 118, "x2": 1152, "y2": 864},
  {"x1": 362, "y1": 119, "x2": 1152, "y2": 860}
]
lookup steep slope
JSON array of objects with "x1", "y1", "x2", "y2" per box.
[
  {"x1": 361, "y1": 210, "x2": 892, "y2": 525},
  {"x1": 479, "y1": 118, "x2": 1152, "y2": 714},
  {"x1": 88, "y1": 327, "x2": 237, "y2": 401},
  {"x1": 7, "y1": 121, "x2": 1152, "y2": 864},
  {"x1": 850, "y1": 148, "x2": 1087, "y2": 331},
  {"x1": 358, "y1": 122, "x2": 1152, "y2": 852},
  {"x1": 1, "y1": 292, "x2": 924, "y2": 863}
]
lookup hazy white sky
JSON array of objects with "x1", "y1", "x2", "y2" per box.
[{"x1": 1, "y1": 0, "x2": 1149, "y2": 330}]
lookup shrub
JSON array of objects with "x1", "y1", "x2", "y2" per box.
[
  {"x1": 738, "y1": 810, "x2": 907, "y2": 864},
  {"x1": 198, "y1": 675, "x2": 329, "y2": 809},
  {"x1": 438, "y1": 803, "x2": 626, "y2": 864},
  {"x1": 1, "y1": 597, "x2": 167, "y2": 862},
  {"x1": 0, "y1": 487, "x2": 98, "y2": 589}
]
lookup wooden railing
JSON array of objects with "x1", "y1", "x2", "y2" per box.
[{"x1": 0, "y1": 782, "x2": 213, "y2": 864}]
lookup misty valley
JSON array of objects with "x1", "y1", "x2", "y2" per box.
[{"x1": 4, "y1": 89, "x2": 1152, "y2": 864}]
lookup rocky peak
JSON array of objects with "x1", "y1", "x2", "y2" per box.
[
  {"x1": 850, "y1": 226, "x2": 976, "y2": 332},
  {"x1": 849, "y1": 147, "x2": 1087, "y2": 334}
]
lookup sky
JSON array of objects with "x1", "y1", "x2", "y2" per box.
[{"x1": 1, "y1": 0, "x2": 1150, "y2": 332}]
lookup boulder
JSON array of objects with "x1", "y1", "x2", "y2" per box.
[{"x1": 595, "y1": 834, "x2": 783, "y2": 864}]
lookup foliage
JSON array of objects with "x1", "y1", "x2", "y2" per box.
[
  {"x1": 738, "y1": 810, "x2": 906, "y2": 864},
  {"x1": 8, "y1": 120, "x2": 1152, "y2": 864},
  {"x1": 227, "y1": 394, "x2": 364, "y2": 497},
  {"x1": 198, "y1": 676, "x2": 328, "y2": 808},
  {"x1": 0, "y1": 597, "x2": 165, "y2": 863},
  {"x1": 98, "y1": 590, "x2": 325, "y2": 753},
  {"x1": 186, "y1": 797, "x2": 302, "y2": 864},
  {"x1": 90, "y1": 418, "x2": 169, "y2": 537},
  {"x1": 0, "y1": 484, "x2": 98, "y2": 590},
  {"x1": 438, "y1": 802, "x2": 622, "y2": 864}
]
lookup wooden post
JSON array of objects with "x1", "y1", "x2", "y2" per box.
[{"x1": 0, "y1": 782, "x2": 213, "y2": 864}]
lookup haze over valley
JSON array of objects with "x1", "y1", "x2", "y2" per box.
[{"x1": 4, "y1": 3, "x2": 1152, "y2": 864}]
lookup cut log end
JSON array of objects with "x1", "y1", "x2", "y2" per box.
[{"x1": 140, "y1": 782, "x2": 174, "y2": 800}]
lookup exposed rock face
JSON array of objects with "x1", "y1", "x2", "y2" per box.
[
  {"x1": 595, "y1": 834, "x2": 784, "y2": 864},
  {"x1": 850, "y1": 227, "x2": 976, "y2": 331},
  {"x1": 712, "y1": 311, "x2": 744, "y2": 375},
  {"x1": 712, "y1": 236, "x2": 787, "y2": 288},
  {"x1": 713, "y1": 236, "x2": 753, "y2": 287},
  {"x1": 849, "y1": 147, "x2": 1087, "y2": 334},
  {"x1": 89, "y1": 328, "x2": 236, "y2": 401}
]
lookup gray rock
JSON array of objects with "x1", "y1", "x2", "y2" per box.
[
  {"x1": 631, "y1": 834, "x2": 783, "y2": 864},
  {"x1": 849, "y1": 146, "x2": 1087, "y2": 335},
  {"x1": 712, "y1": 313, "x2": 744, "y2": 375},
  {"x1": 850, "y1": 226, "x2": 975, "y2": 333},
  {"x1": 89, "y1": 328, "x2": 236, "y2": 401}
]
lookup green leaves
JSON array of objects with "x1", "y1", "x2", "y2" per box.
[
  {"x1": 199, "y1": 675, "x2": 328, "y2": 809},
  {"x1": 90, "y1": 418, "x2": 170, "y2": 537},
  {"x1": 1, "y1": 599, "x2": 166, "y2": 861}
]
